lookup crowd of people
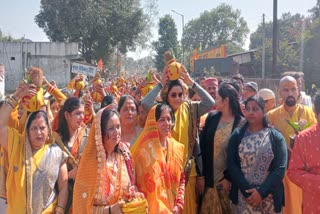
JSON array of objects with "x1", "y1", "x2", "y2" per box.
[{"x1": 0, "y1": 62, "x2": 319, "y2": 214}]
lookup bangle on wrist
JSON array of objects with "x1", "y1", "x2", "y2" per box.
[
  {"x1": 11, "y1": 95, "x2": 18, "y2": 102},
  {"x1": 55, "y1": 206, "x2": 65, "y2": 214},
  {"x1": 6, "y1": 96, "x2": 19, "y2": 109},
  {"x1": 188, "y1": 81, "x2": 195, "y2": 88}
]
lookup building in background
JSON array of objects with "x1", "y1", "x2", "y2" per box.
[
  {"x1": 0, "y1": 41, "x2": 79, "y2": 93},
  {"x1": 0, "y1": 63, "x2": 4, "y2": 99}
]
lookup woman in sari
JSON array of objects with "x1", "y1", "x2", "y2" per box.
[
  {"x1": 73, "y1": 105, "x2": 146, "y2": 213},
  {"x1": 200, "y1": 83, "x2": 246, "y2": 213},
  {"x1": 53, "y1": 96, "x2": 88, "y2": 213},
  {"x1": 141, "y1": 66, "x2": 215, "y2": 213},
  {"x1": 227, "y1": 95, "x2": 287, "y2": 213},
  {"x1": 0, "y1": 83, "x2": 68, "y2": 214},
  {"x1": 133, "y1": 103, "x2": 185, "y2": 213},
  {"x1": 117, "y1": 95, "x2": 141, "y2": 147}
]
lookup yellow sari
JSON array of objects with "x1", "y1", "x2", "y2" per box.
[
  {"x1": 132, "y1": 105, "x2": 185, "y2": 213},
  {"x1": 0, "y1": 145, "x2": 8, "y2": 199},
  {"x1": 6, "y1": 116, "x2": 67, "y2": 214},
  {"x1": 172, "y1": 102, "x2": 198, "y2": 214}
]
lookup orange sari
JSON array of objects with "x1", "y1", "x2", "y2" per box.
[
  {"x1": 132, "y1": 105, "x2": 185, "y2": 213},
  {"x1": 73, "y1": 106, "x2": 135, "y2": 214}
]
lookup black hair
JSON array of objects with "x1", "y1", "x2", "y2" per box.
[
  {"x1": 0, "y1": 100, "x2": 5, "y2": 108},
  {"x1": 26, "y1": 110, "x2": 50, "y2": 132},
  {"x1": 165, "y1": 80, "x2": 184, "y2": 101},
  {"x1": 48, "y1": 95, "x2": 56, "y2": 106},
  {"x1": 313, "y1": 92, "x2": 320, "y2": 115},
  {"x1": 231, "y1": 74, "x2": 244, "y2": 84},
  {"x1": 117, "y1": 95, "x2": 138, "y2": 114},
  {"x1": 57, "y1": 97, "x2": 84, "y2": 143},
  {"x1": 101, "y1": 95, "x2": 116, "y2": 109},
  {"x1": 245, "y1": 95, "x2": 269, "y2": 128},
  {"x1": 61, "y1": 89, "x2": 73, "y2": 98},
  {"x1": 101, "y1": 108, "x2": 120, "y2": 139},
  {"x1": 218, "y1": 83, "x2": 241, "y2": 116},
  {"x1": 188, "y1": 88, "x2": 197, "y2": 99},
  {"x1": 155, "y1": 103, "x2": 175, "y2": 126}
]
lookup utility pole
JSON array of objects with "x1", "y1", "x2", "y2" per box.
[
  {"x1": 171, "y1": 10, "x2": 185, "y2": 64},
  {"x1": 272, "y1": 0, "x2": 278, "y2": 77},
  {"x1": 299, "y1": 18, "x2": 306, "y2": 73},
  {"x1": 262, "y1": 14, "x2": 266, "y2": 78}
]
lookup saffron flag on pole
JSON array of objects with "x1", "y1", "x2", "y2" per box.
[{"x1": 97, "y1": 58, "x2": 103, "y2": 70}]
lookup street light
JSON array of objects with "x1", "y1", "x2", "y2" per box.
[{"x1": 171, "y1": 9, "x2": 185, "y2": 64}]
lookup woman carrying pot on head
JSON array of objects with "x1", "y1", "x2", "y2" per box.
[{"x1": 0, "y1": 83, "x2": 69, "y2": 214}]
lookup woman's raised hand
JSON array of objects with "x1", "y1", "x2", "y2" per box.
[
  {"x1": 180, "y1": 64, "x2": 194, "y2": 87},
  {"x1": 160, "y1": 65, "x2": 169, "y2": 86},
  {"x1": 15, "y1": 83, "x2": 38, "y2": 100}
]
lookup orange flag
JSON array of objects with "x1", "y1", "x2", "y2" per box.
[{"x1": 97, "y1": 58, "x2": 103, "y2": 70}]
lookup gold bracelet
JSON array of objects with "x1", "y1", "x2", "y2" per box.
[
  {"x1": 6, "y1": 96, "x2": 18, "y2": 109},
  {"x1": 5, "y1": 101, "x2": 14, "y2": 109},
  {"x1": 11, "y1": 95, "x2": 18, "y2": 102},
  {"x1": 55, "y1": 206, "x2": 65, "y2": 214},
  {"x1": 7, "y1": 98, "x2": 17, "y2": 105}
]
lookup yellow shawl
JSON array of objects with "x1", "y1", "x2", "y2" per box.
[
  {"x1": 6, "y1": 114, "x2": 60, "y2": 214},
  {"x1": 132, "y1": 105, "x2": 185, "y2": 212},
  {"x1": 267, "y1": 104, "x2": 316, "y2": 145}
]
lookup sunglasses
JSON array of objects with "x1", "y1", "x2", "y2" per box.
[{"x1": 170, "y1": 92, "x2": 183, "y2": 98}]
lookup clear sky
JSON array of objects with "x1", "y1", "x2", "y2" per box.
[{"x1": 0, "y1": 0, "x2": 316, "y2": 58}]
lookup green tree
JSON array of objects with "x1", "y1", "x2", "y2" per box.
[
  {"x1": 250, "y1": 12, "x2": 313, "y2": 77},
  {"x1": 153, "y1": 15, "x2": 180, "y2": 72},
  {"x1": 309, "y1": 0, "x2": 320, "y2": 20},
  {"x1": 304, "y1": 17, "x2": 320, "y2": 90},
  {"x1": 253, "y1": 39, "x2": 301, "y2": 78},
  {"x1": 0, "y1": 29, "x2": 22, "y2": 42},
  {"x1": 123, "y1": 55, "x2": 154, "y2": 75},
  {"x1": 35, "y1": 0, "x2": 157, "y2": 63},
  {"x1": 181, "y1": 3, "x2": 249, "y2": 56},
  {"x1": 250, "y1": 13, "x2": 312, "y2": 49}
]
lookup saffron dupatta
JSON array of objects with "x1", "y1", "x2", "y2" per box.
[
  {"x1": 73, "y1": 105, "x2": 136, "y2": 213},
  {"x1": 132, "y1": 105, "x2": 185, "y2": 213}
]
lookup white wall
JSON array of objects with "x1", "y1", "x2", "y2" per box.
[{"x1": 0, "y1": 42, "x2": 79, "y2": 93}]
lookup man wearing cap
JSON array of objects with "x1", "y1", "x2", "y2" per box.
[
  {"x1": 258, "y1": 88, "x2": 276, "y2": 113},
  {"x1": 203, "y1": 77, "x2": 218, "y2": 100},
  {"x1": 243, "y1": 81, "x2": 258, "y2": 101},
  {"x1": 199, "y1": 77, "x2": 218, "y2": 129},
  {"x1": 267, "y1": 76, "x2": 316, "y2": 214}
]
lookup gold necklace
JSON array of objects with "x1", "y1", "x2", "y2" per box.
[{"x1": 105, "y1": 152, "x2": 122, "y2": 189}]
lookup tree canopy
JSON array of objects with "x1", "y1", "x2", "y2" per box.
[
  {"x1": 250, "y1": 13, "x2": 312, "y2": 49},
  {"x1": 181, "y1": 3, "x2": 249, "y2": 56},
  {"x1": 35, "y1": 0, "x2": 157, "y2": 63},
  {"x1": 153, "y1": 15, "x2": 180, "y2": 72}
]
